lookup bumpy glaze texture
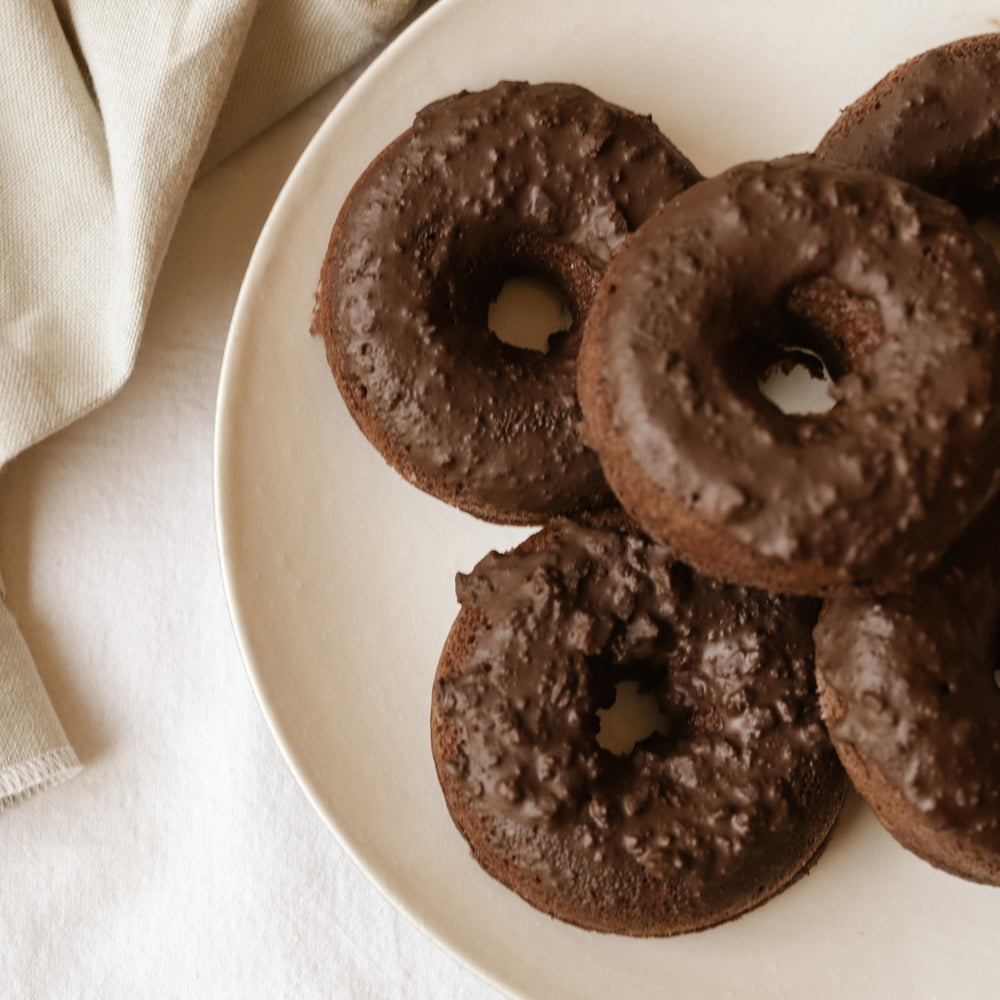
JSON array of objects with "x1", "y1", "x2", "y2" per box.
[
  {"x1": 815, "y1": 34, "x2": 1000, "y2": 217},
  {"x1": 312, "y1": 81, "x2": 701, "y2": 524},
  {"x1": 814, "y1": 502, "x2": 1000, "y2": 885},
  {"x1": 577, "y1": 154, "x2": 1000, "y2": 595},
  {"x1": 431, "y1": 518, "x2": 846, "y2": 935}
]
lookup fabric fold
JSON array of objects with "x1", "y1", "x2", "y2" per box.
[
  {"x1": 0, "y1": 599, "x2": 81, "y2": 807},
  {"x1": 0, "y1": 0, "x2": 419, "y2": 808}
]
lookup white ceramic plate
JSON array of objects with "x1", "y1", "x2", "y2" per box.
[{"x1": 214, "y1": 1, "x2": 1000, "y2": 996}]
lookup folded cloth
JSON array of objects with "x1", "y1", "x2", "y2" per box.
[
  {"x1": 0, "y1": 0, "x2": 419, "y2": 807},
  {"x1": 0, "y1": 593, "x2": 82, "y2": 807}
]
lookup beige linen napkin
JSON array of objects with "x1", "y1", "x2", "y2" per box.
[{"x1": 0, "y1": 0, "x2": 418, "y2": 807}]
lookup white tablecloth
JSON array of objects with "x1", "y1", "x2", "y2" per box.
[{"x1": 0, "y1": 47, "x2": 502, "y2": 1000}]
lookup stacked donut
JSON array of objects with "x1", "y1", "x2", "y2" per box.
[{"x1": 311, "y1": 38, "x2": 1000, "y2": 937}]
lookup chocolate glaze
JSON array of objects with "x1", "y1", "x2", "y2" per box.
[
  {"x1": 578, "y1": 154, "x2": 1000, "y2": 595},
  {"x1": 815, "y1": 501, "x2": 1000, "y2": 885},
  {"x1": 312, "y1": 81, "x2": 701, "y2": 524},
  {"x1": 815, "y1": 34, "x2": 1000, "y2": 217},
  {"x1": 431, "y1": 518, "x2": 846, "y2": 935}
]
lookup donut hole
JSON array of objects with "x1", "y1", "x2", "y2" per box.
[
  {"x1": 757, "y1": 345, "x2": 836, "y2": 416},
  {"x1": 746, "y1": 278, "x2": 882, "y2": 416},
  {"x1": 596, "y1": 679, "x2": 670, "y2": 756},
  {"x1": 488, "y1": 274, "x2": 573, "y2": 353}
]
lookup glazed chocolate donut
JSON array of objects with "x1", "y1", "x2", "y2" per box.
[
  {"x1": 814, "y1": 501, "x2": 1000, "y2": 885},
  {"x1": 815, "y1": 34, "x2": 1000, "y2": 217},
  {"x1": 431, "y1": 516, "x2": 847, "y2": 936},
  {"x1": 577, "y1": 154, "x2": 1000, "y2": 596},
  {"x1": 311, "y1": 81, "x2": 701, "y2": 524}
]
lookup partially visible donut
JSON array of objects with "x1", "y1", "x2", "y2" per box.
[
  {"x1": 815, "y1": 34, "x2": 1000, "y2": 217},
  {"x1": 430, "y1": 516, "x2": 847, "y2": 936},
  {"x1": 577, "y1": 154, "x2": 1000, "y2": 596},
  {"x1": 814, "y1": 501, "x2": 1000, "y2": 886},
  {"x1": 311, "y1": 81, "x2": 701, "y2": 525}
]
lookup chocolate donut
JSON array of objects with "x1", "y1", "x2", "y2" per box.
[
  {"x1": 814, "y1": 502, "x2": 1000, "y2": 885},
  {"x1": 577, "y1": 154, "x2": 1000, "y2": 596},
  {"x1": 815, "y1": 34, "x2": 1000, "y2": 217},
  {"x1": 311, "y1": 81, "x2": 701, "y2": 524},
  {"x1": 431, "y1": 517, "x2": 847, "y2": 936}
]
